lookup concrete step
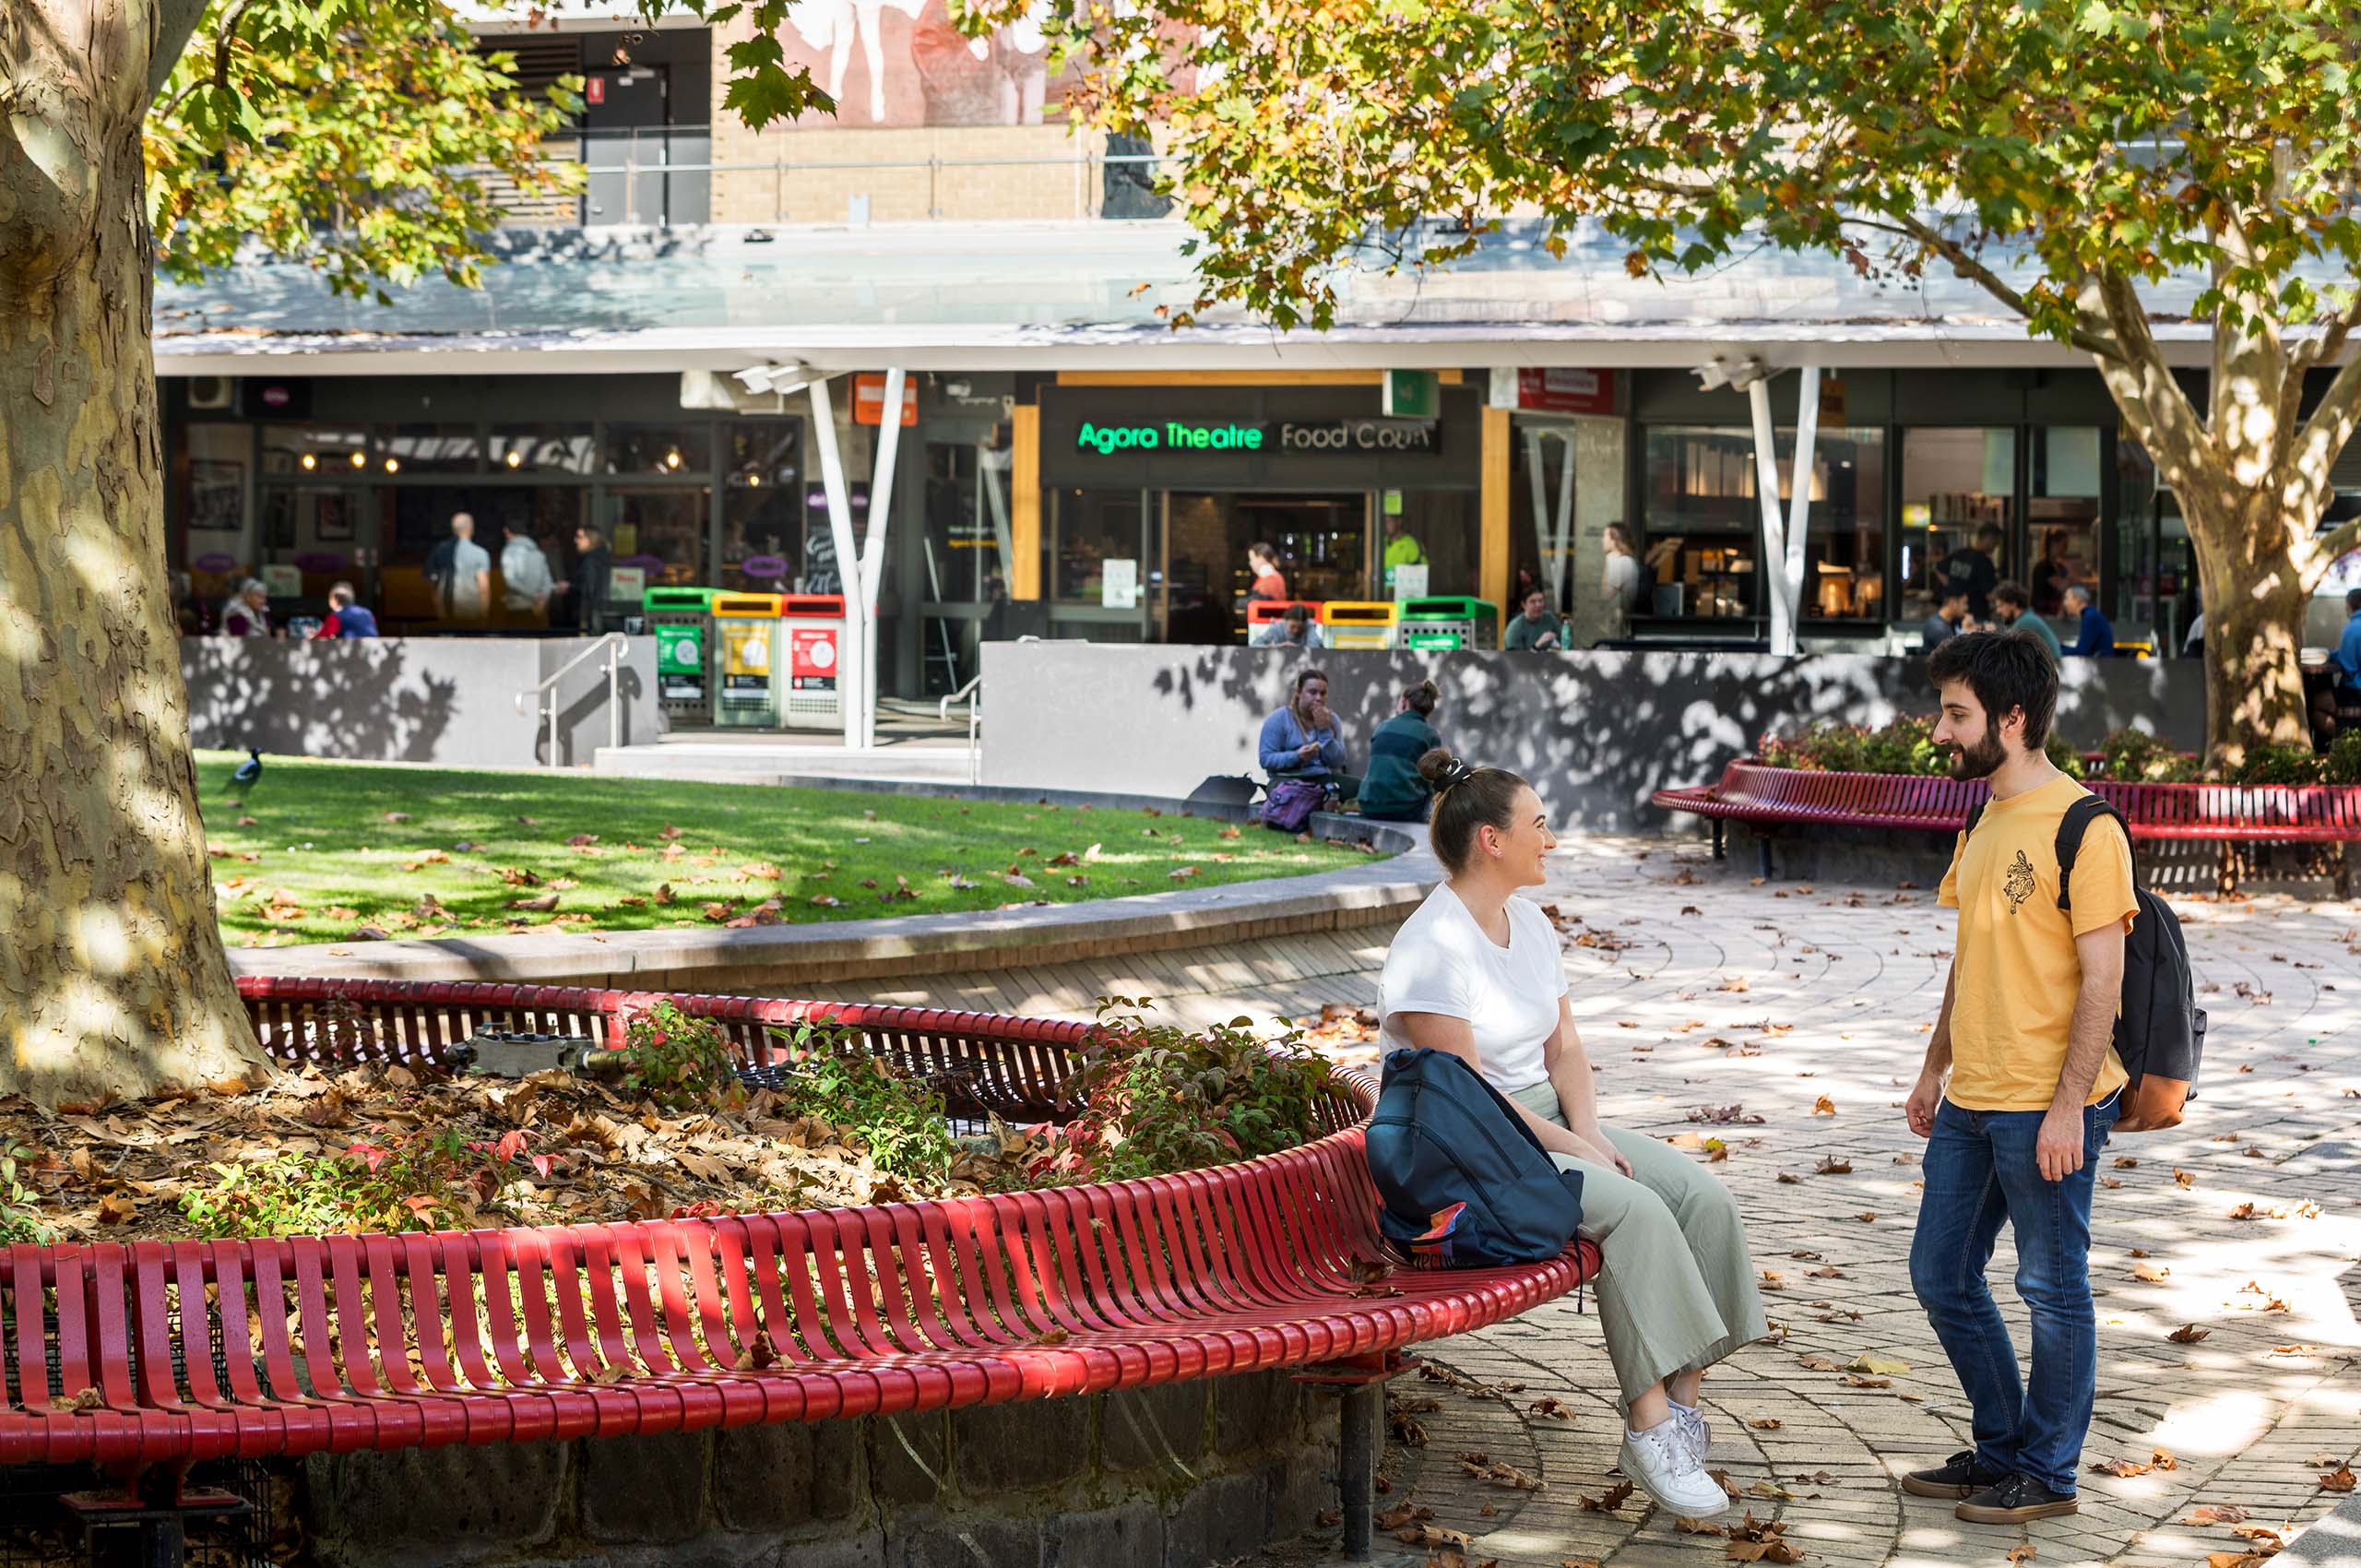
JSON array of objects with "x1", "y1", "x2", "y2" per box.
[{"x1": 591, "y1": 741, "x2": 977, "y2": 786}]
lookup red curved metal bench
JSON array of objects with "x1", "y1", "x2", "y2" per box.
[
  {"x1": 4, "y1": 979, "x2": 1598, "y2": 1553},
  {"x1": 1655, "y1": 760, "x2": 2361, "y2": 878}
]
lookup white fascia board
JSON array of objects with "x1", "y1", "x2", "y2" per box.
[{"x1": 152, "y1": 319, "x2": 2222, "y2": 375}]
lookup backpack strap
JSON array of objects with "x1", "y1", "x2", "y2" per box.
[
  {"x1": 1963, "y1": 801, "x2": 1986, "y2": 840},
  {"x1": 2054, "y1": 794, "x2": 2128, "y2": 913}
]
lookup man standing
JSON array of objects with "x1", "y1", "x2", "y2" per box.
[
  {"x1": 439, "y1": 513, "x2": 492, "y2": 623},
  {"x1": 1990, "y1": 581, "x2": 2062, "y2": 661},
  {"x1": 1941, "y1": 524, "x2": 2004, "y2": 621},
  {"x1": 548, "y1": 524, "x2": 612, "y2": 631},
  {"x1": 1382, "y1": 513, "x2": 1427, "y2": 595},
  {"x1": 500, "y1": 520, "x2": 555, "y2": 619},
  {"x1": 2330, "y1": 587, "x2": 2361, "y2": 690},
  {"x1": 1921, "y1": 588, "x2": 1971, "y2": 652},
  {"x1": 1904, "y1": 631, "x2": 2135, "y2": 1525},
  {"x1": 2062, "y1": 584, "x2": 2116, "y2": 658}
]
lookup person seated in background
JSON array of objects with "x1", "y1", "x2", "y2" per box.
[
  {"x1": 1255, "y1": 603, "x2": 1325, "y2": 648},
  {"x1": 1941, "y1": 524, "x2": 2004, "y2": 621},
  {"x1": 1258, "y1": 667, "x2": 1356, "y2": 801},
  {"x1": 1358, "y1": 679, "x2": 1445, "y2": 822},
  {"x1": 1504, "y1": 587, "x2": 1567, "y2": 651},
  {"x1": 220, "y1": 579, "x2": 271, "y2": 637},
  {"x1": 1990, "y1": 581, "x2": 2060, "y2": 661},
  {"x1": 314, "y1": 582, "x2": 378, "y2": 639},
  {"x1": 2062, "y1": 585, "x2": 2116, "y2": 658},
  {"x1": 1922, "y1": 588, "x2": 1971, "y2": 652},
  {"x1": 2331, "y1": 587, "x2": 2361, "y2": 690}
]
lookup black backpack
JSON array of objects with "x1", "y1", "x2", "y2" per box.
[
  {"x1": 1961, "y1": 794, "x2": 2204, "y2": 1132},
  {"x1": 1365, "y1": 1048, "x2": 1584, "y2": 1267}
]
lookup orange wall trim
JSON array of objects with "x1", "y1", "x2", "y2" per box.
[
  {"x1": 1479, "y1": 405, "x2": 1511, "y2": 614},
  {"x1": 1011, "y1": 404, "x2": 1042, "y2": 600}
]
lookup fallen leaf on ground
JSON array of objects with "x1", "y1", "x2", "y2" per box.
[
  {"x1": 2168, "y1": 1324, "x2": 2212, "y2": 1344},
  {"x1": 2089, "y1": 1456, "x2": 2152, "y2": 1479},
  {"x1": 1578, "y1": 1480, "x2": 1633, "y2": 1513},
  {"x1": 1847, "y1": 1355, "x2": 1909, "y2": 1375},
  {"x1": 1812, "y1": 1096, "x2": 1836, "y2": 1116},
  {"x1": 1814, "y1": 1156, "x2": 1852, "y2": 1175},
  {"x1": 2322, "y1": 1466, "x2": 2358, "y2": 1492},
  {"x1": 2006, "y1": 1549, "x2": 2035, "y2": 1566},
  {"x1": 2186, "y1": 1505, "x2": 2249, "y2": 1526}
]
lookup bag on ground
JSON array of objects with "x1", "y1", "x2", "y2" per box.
[
  {"x1": 1365, "y1": 1047, "x2": 1584, "y2": 1267},
  {"x1": 1260, "y1": 777, "x2": 1327, "y2": 833}
]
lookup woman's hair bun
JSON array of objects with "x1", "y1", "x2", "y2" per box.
[{"x1": 1417, "y1": 746, "x2": 1474, "y2": 790}]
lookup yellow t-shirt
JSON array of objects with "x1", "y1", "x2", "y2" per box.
[{"x1": 1937, "y1": 773, "x2": 2136, "y2": 1111}]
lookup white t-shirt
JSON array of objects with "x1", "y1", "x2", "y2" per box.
[
  {"x1": 446, "y1": 539, "x2": 492, "y2": 618},
  {"x1": 1605, "y1": 552, "x2": 1642, "y2": 612},
  {"x1": 1377, "y1": 885, "x2": 1568, "y2": 1094}
]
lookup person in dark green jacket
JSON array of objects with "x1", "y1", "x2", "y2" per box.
[{"x1": 1358, "y1": 679, "x2": 1446, "y2": 822}]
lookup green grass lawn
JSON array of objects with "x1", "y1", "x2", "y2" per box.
[{"x1": 196, "y1": 754, "x2": 1373, "y2": 946}]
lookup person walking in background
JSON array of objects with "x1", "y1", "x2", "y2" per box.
[
  {"x1": 1254, "y1": 602, "x2": 1325, "y2": 648},
  {"x1": 1358, "y1": 678, "x2": 1445, "y2": 822},
  {"x1": 1503, "y1": 586, "x2": 1567, "y2": 650},
  {"x1": 314, "y1": 583, "x2": 378, "y2": 639},
  {"x1": 1602, "y1": 523, "x2": 1643, "y2": 635},
  {"x1": 433, "y1": 512, "x2": 492, "y2": 623},
  {"x1": 1247, "y1": 541, "x2": 1287, "y2": 603},
  {"x1": 1921, "y1": 587, "x2": 1971, "y2": 652},
  {"x1": 2062, "y1": 585, "x2": 2116, "y2": 658},
  {"x1": 219, "y1": 578, "x2": 271, "y2": 637},
  {"x1": 499, "y1": 519, "x2": 555, "y2": 618},
  {"x1": 1379, "y1": 752, "x2": 1764, "y2": 1518},
  {"x1": 1904, "y1": 632, "x2": 2133, "y2": 1525},
  {"x1": 548, "y1": 525, "x2": 612, "y2": 631},
  {"x1": 1990, "y1": 581, "x2": 2061, "y2": 661}
]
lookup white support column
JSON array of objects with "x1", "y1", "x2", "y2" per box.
[
  {"x1": 1746, "y1": 379, "x2": 1793, "y2": 657},
  {"x1": 808, "y1": 377, "x2": 866, "y2": 749},
  {"x1": 1784, "y1": 366, "x2": 1822, "y2": 649},
  {"x1": 856, "y1": 369, "x2": 907, "y2": 750}
]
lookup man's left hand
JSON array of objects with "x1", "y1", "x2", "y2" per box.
[{"x1": 2035, "y1": 1104, "x2": 2086, "y2": 1182}]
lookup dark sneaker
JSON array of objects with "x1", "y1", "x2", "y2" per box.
[
  {"x1": 1902, "y1": 1450, "x2": 2001, "y2": 1501},
  {"x1": 1956, "y1": 1473, "x2": 2079, "y2": 1524}
]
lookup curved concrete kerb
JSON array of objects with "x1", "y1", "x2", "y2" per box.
[{"x1": 228, "y1": 783, "x2": 1438, "y2": 993}]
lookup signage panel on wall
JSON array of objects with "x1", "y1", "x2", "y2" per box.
[
  {"x1": 789, "y1": 626, "x2": 838, "y2": 691},
  {"x1": 1100, "y1": 558, "x2": 1140, "y2": 609},
  {"x1": 1512, "y1": 368, "x2": 1616, "y2": 417},
  {"x1": 853, "y1": 374, "x2": 919, "y2": 427},
  {"x1": 1278, "y1": 418, "x2": 1439, "y2": 454}
]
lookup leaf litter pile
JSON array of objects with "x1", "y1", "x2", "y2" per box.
[{"x1": 0, "y1": 1060, "x2": 1052, "y2": 1246}]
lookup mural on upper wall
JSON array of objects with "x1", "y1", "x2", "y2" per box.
[{"x1": 777, "y1": 0, "x2": 1065, "y2": 126}]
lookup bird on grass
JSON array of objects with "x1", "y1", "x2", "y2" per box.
[{"x1": 228, "y1": 749, "x2": 264, "y2": 795}]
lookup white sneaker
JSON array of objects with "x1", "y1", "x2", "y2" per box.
[
  {"x1": 1619, "y1": 1418, "x2": 1732, "y2": 1519},
  {"x1": 1670, "y1": 1398, "x2": 1711, "y2": 1464}
]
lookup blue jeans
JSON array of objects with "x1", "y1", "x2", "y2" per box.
[{"x1": 1908, "y1": 1093, "x2": 2118, "y2": 1494}]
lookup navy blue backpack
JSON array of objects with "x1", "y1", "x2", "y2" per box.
[{"x1": 1365, "y1": 1047, "x2": 1584, "y2": 1268}]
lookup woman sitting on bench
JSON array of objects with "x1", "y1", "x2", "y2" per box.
[{"x1": 1377, "y1": 749, "x2": 1767, "y2": 1520}]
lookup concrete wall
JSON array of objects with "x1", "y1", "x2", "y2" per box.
[
  {"x1": 979, "y1": 641, "x2": 2210, "y2": 831},
  {"x1": 183, "y1": 636, "x2": 663, "y2": 768}
]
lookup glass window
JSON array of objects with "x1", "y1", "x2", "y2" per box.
[
  {"x1": 603, "y1": 422, "x2": 710, "y2": 476},
  {"x1": 2030, "y1": 426, "x2": 2103, "y2": 616},
  {"x1": 600, "y1": 487, "x2": 706, "y2": 588},
  {"x1": 1640, "y1": 425, "x2": 1883, "y2": 624},
  {"x1": 1386, "y1": 492, "x2": 1472, "y2": 601},
  {"x1": 722, "y1": 423, "x2": 805, "y2": 592},
  {"x1": 382, "y1": 423, "x2": 481, "y2": 475},
  {"x1": 182, "y1": 424, "x2": 254, "y2": 604},
  {"x1": 1898, "y1": 428, "x2": 2014, "y2": 624},
  {"x1": 489, "y1": 425, "x2": 597, "y2": 474},
  {"x1": 1053, "y1": 488, "x2": 1145, "y2": 604},
  {"x1": 922, "y1": 436, "x2": 1014, "y2": 605},
  {"x1": 261, "y1": 423, "x2": 367, "y2": 477}
]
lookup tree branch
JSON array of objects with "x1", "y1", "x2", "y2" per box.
[
  {"x1": 2279, "y1": 289, "x2": 2361, "y2": 440},
  {"x1": 1862, "y1": 213, "x2": 2127, "y2": 362},
  {"x1": 2290, "y1": 348, "x2": 2361, "y2": 588},
  {"x1": 2312, "y1": 517, "x2": 2361, "y2": 580},
  {"x1": 148, "y1": 0, "x2": 215, "y2": 100},
  {"x1": 2090, "y1": 267, "x2": 2212, "y2": 487},
  {"x1": 150, "y1": 0, "x2": 258, "y2": 125}
]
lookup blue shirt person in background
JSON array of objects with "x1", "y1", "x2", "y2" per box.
[
  {"x1": 1258, "y1": 668, "x2": 1351, "y2": 791},
  {"x1": 2062, "y1": 585, "x2": 2115, "y2": 658},
  {"x1": 2332, "y1": 588, "x2": 2361, "y2": 689}
]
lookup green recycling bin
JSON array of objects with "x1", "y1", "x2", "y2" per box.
[
  {"x1": 1398, "y1": 595, "x2": 1500, "y2": 650},
  {"x1": 644, "y1": 586, "x2": 718, "y2": 724}
]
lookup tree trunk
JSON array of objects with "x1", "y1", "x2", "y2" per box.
[
  {"x1": 3, "y1": 5, "x2": 265, "y2": 1103},
  {"x1": 2183, "y1": 492, "x2": 2314, "y2": 774}
]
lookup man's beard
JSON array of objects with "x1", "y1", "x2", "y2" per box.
[{"x1": 1949, "y1": 731, "x2": 2009, "y2": 780}]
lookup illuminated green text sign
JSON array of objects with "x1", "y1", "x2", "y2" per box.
[{"x1": 1076, "y1": 421, "x2": 1267, "y2": 455}]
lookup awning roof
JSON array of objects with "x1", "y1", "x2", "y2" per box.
[{"x1": 152, "y1": 219, "x2": 2240, "y2": 376}]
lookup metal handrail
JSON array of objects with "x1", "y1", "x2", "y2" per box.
[
  {"x1": 937, "y1": 671, "x2": 982, "y2": 725},
  {"x1": 515, "y1": 633, "x2": 629, "y2": 766},
  {"x1": 940, "y1": 671, "x2": 983, "y2": 785}
]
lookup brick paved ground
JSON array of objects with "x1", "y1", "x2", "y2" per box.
[{"x1": 813, "y1": 832, "x2": 2361, "y2": 1568}]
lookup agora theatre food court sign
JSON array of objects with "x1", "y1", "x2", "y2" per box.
[{"x1": 1075, "y1": 418, "x2": 1440, "y2": 455}]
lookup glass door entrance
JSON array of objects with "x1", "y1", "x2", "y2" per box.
[{"x1": 1157, "y1": 490, "x2": 1371, "y2": 644}]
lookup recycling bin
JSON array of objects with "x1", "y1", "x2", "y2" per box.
[
  {"x1": 710, "y1": 592, "x2": 783, "y2": 728},
  {"x1": 776, "y1": 593, "x2": 847, "y2": 731},
  {"x1": 1398, "y1": 595, "x2": 1500, "y2": 650},
  {"x1": 644, "y1": 586, "x2": 718, "y2": 724},
  {"x1": 1320, "y1": 600, "x2": 1397, "y2": 649}
]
